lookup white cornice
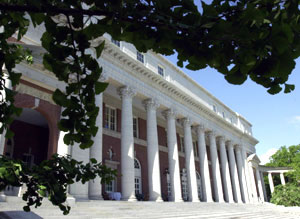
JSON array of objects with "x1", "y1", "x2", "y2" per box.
[{"x1": 102, "y1": 39, "x2": 258, "y2": 145}]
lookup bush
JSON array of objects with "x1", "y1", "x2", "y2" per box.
[{"x1": 270, "y1": 183, "x2": 300, "y2": 207}]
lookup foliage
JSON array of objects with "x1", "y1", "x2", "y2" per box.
[
  {"x1": 266, "y1": 144, "x2": 300, "y2": 183},
  {"x1": 270, "y1": 183, "x2": 300, "y2": 207},
  {"x1": 1, "y1": 0, "x2": 300, "y2": 214},
  {"x1": 0, "y1": 154, "x2": 117, "y2": 214}
]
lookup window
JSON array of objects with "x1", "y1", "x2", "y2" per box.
[
  {"x1": 181, "y1": 169, "x2": 188, "y2": 201},
  {"x1": 158, "y1": 65, "x2": 164, "y2": 77},
  {"x1": 111, "y1": 39, "x2": 120, "y2": 47},
  {"x1": 196, "y1": 172, "x2": 203, "y2": 200},
  {"x1": 213, "y1": 105, "x2": 217, "y2": 112},
  {"x1": 105, "y1": 179, "x2": 114, "y2": 193},
  {"x1": 180, "y1": 136, "x2": 185, "y2": 153},
  {"x1": 230, "y1": 117, "x2": 233, "y2": 124},
  {"x1": 134, "y1": 158, "x2": 142, "y2": 195},
  {"x1": 104, "y1": 106, "x2": 116, "y2": 131},
  {"x1": 222, "y1": 112, "x2": 226, "y2": 119},
  {"x1": 193, "y1": 141, "x2": 198, "y2": 157},
  {"x1": 166, "y1": 173, "x2": 171, "y2": 198},
  {"x1": 137, "y1": 51, "x2": 144, "y2": 63},
  {"x1": 133, "y1": 117, "x2": 138, "y2": 138}
]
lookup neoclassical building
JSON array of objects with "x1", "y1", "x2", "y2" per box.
[{"x1": 0, "y1": 26, "x2": 270, "y2": 204}]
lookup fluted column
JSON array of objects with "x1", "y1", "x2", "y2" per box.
[
  {"x1": 256, "y1": 169, "x2": 264, "y2": 202},
  {"x1": 268, "y1": 173, "x2": 274, "y2": 193},
  {"x1": 88, "y1": 73, "x2": 107, "y2": 200},
  {"x1": 144, "y1": 98, "x2": 162, "y2": 202},
  {"x1": 208, "y1": 131, "x2": 224, "y2": 202},
  {"x1": 280, "y1": 173, "x2": 286, "y2": 185},
  {"x1": 163, "y1": 109, "x2": 182, "y2": 202},
  {"x1": 241, "y1": 147, "x2": 252, "y2": 203},
  {"x1": 235, "y1": 145, "x2": 247, "y2": 203},
  {"x1": 248, "y1": 162, "x2": 258, "y2": 202},
  {"x1": 196, "y1": 125, "x2": 213, "y2": 202},
  {"x1": 218, "y1": 137, "x2": 234, "y2": 203},
  {"x1": 227, "y1": 141, "x2": 242, "y2": 203},
  {"x1": 119, "y1": 86, "x2": 136, "y2": 201},
  {"x1": 260, "y1": 172, "x2": 268, "y2": 201},
  {"x1": 182, "y1": 118, "x2": 199, "y2": 202}
]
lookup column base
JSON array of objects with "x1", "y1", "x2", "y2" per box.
[
  {"x1": 122, "y1": 195, "x2": 137, "y2": 202},
  {"x1": 66, "y1": 194, "x2": 76, "y2": 206},
  {"x1": 89, "y1": 195, "x2": 104, "y2": 200},
  {"x1": 0, "y1": 192, "x2": 6, "y2": 202},
  {"x1": 149, "y1": 196, "x2": 163, "y2": 202}
]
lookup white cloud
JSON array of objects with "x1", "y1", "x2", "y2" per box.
[
  {"x1": 290, "y1": 115, "x2": 300, "y2": 124},
  {"x1": 259, "y1": 148, "x2": 278, "y2": 165}
]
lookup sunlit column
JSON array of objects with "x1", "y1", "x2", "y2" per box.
[
  {"x1": 235, "y1": 145, "x2": 247, "y2": 203},
  {"x1": 280, "y1": 173, "x2": 286, "y2": 185},
  {"x1": 208, "y1": 131, "x2": 224, "y2": 202},
  {"x1": 144, "y1": 98, "x2": 162, "y2": 202},
  {"x1": 119, "y1": 86, "x2": 137, "y2": 201},
  {"x1": 163, "y1": 109, "x2": 183, "y2": 202},
  {"x1": 218, "y1": 136, "x2": 234, "y2": 203},
  {"x1": 256, "y1": 169, "x2": 264, "y2": 202},
  {"x1": 182, "y1": 118, "x2": 199, "y2": 202},
  {"x1": 196, "y1": 125, "x2": 213, "y2": 202},
  {"x1": 268, "y1": 173, "x2": 275, "y2": 193}
]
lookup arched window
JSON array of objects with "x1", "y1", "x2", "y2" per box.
[
  {"x1": 196, "y1": 171, "x2": 203, "y2": 201},
  {"x1": 134, "y1": 158, "x2": 142, "y2": 195}
]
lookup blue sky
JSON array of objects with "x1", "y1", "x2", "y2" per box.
[{"x1": 165, "y1": 55, "x2": 300, "y2": 162}]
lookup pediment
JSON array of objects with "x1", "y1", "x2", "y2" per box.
[{"x1": 247, "y1": 153, "x2": 261, "y2": 164}]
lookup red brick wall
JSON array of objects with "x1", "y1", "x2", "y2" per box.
[
  {"x1": 138, "y1": 118, "x2": 147, "y2": 141},
  {"x1": 157, "y1": 125, "x2": 167, "y2": 147}
]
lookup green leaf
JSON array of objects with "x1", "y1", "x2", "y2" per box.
[{"x1": 95, "y1": 81, "x2": 108, "y2": 94}]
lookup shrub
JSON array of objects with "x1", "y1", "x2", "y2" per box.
[{"x1": 270, "y1": 183, "x2": 300, "y2": 207}]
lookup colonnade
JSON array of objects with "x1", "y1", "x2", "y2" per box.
[{"x1": 80, "y1": 85, "x2": 266, "y2": 203}]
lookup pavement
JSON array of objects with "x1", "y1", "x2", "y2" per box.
[{"x1": 1, "y1": 197, "x2": 300, "y2": 219}]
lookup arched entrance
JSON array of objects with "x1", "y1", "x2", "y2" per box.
[
  {"x1": 4, "y1": 108, "x2": 49, "y2": 167},
  {"x1": 134, "y1": 158, "x2": 142, "y2": 196}
]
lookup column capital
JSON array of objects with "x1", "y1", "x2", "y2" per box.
[
  {"x1": 235, "y1": 144, "x2": 242, "y2": 152},
  {"x1": 226, "y1": 140, "x2": 234, "y2": 149},
  {"x1": 143, "y1": 98, "x2": 160, "y2": 111},
  {"x1": 207, "y1": 130, "x2": 216, "y2": 138},
  {"x1": 181, "y1": 117, "x2": 192, "y2": 127},
  {"x1": 162, "y1": 108, "x2": 177, "y2": 120},
  {"x1": 195, "y1": 124, "x2": 205, "y2": 135},
  {"x1": 99, "y1": 72, "x2": 109, "y2": 82},
  {"x1": 118, "y1": 86, "x2": 136, "y2": 99},
  {"x1": 217, "y1": 136, "x2": 226, "y2": 142}
]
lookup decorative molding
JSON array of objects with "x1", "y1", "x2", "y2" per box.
[
  {"x1": 162, "y1": 108, "x2": 177, "y2": 120},
  {"x1": 118, "y1": 86, "x2": 136, "y2": 99},
  {"x1": 16, "y1": 83, "x2": 55, "y2": 105},
  {"x1": 143, "y1": 98, "x2": 160, "y2": 111}
]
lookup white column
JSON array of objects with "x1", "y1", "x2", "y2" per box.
[
  {"x1": 218, "y1": 137, "x2": 234, "y2": 203},
  {"x1": 268, "y1": 173, "x2": 274, "y2": 193},
  {"x1": 119, "y1": 86, "x2": 136, "y2": 201},
  {"x1": 143, "y1": 98, "x2": 162, "y2": 202},
  {"x1": 208, "y1": 131, "x2": 224, "y2": 202},
  {"x1": 196, "y1": 125, "x2": 213, "y2": 202},
  {"x1": 280, "y1": 173, "x2": 286, "y2": 185},
  {"x1": 256, "y1": 169, "x2": 264, "y2": 202},
  {"x1": 260, "y1": 172, "x2": 268, "y2": 201},
  {"x1": 227, "y1": 141, "x2": 242, "y2": 203},
  {"x1": 241, "y1": 147, "x2": 252, "y2": 203},
  {"x1": 248, "y1": 162, "x2": 258, "y2": 202},
  {"x1": 163, "y1": 109, "x2": 182, "y2": 202},
  {"x1": 235, "y1": 145, "x2": 247, "y2": 203},
  {"x1": 182, "y1": 118, "x2": 199, "y2": 202},
  {"x1": 88, "y1": 74, "x2": 107, "y2": 199}
]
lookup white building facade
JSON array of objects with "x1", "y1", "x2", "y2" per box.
[{"x1": 0, "y1": 27, "x2": 267, "y2": 204}]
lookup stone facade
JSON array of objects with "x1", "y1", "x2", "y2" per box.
[{"x1": 0, "y1": 28, "x2": 269, "y2": 204}]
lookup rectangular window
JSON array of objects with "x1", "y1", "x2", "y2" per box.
[
  {"x1": 104, "y1": 106, "x2": 116, "y2": 131},
  {"x1": 137, "y1": 51, "x2": 144, "y2": 63},
  {"x1": 222, "y1": 112, "x2": 226, "y2": 119},
  {"x1": 133, "y1": 117, "x2": 138, "y2": 138},
  {"x1": 158, "y1": 65, "x2": 164, "y2": 77},
  {"x1": 111, "y1": 39, "x2": 120, "y2": 47},
  {"x1": 230, "y1": 117, "x2": 233, "y2": 124},
  {"x1": 180, "y1": 136, "x2": 185, "y2": 153},
  {"x1": 105, "y1": 180, "x2": 114, "y2": 193},
  {"x1": 193, "y1": 141, "x2": 198, "y2": 157},
  {"x1": 213, "y1": 105, "x2": 217, "y2": 112}
]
